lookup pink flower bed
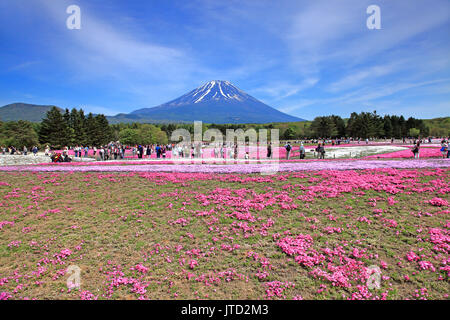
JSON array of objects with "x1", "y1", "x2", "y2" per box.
[
  {"x1": 1, "y1": 159, "x2": 449, "y2": 173},
  {"x1": 364, "y1": 147, "x2": 442, "y2": 159}
]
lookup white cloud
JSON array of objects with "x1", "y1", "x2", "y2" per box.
[
  {"x1": 251, "y1": 78, "x2": 319, "y2": 100},
  {"x1": 285, "y1": 0, "x2": 450, "y2": 75}
]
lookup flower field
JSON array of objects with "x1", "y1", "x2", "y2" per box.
[{"x1": 0, "y1": 166, "x2": 449, "y2": 300}]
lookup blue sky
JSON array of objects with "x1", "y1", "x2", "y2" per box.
[{"x1": 0, "y1": 0, "x2": 449, "y2": 120}]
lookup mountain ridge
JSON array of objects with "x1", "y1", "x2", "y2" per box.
[
  {"x1": 0, "y1": 103, "x2": 64, "y2": 122},
  {"x1": 128, "y1": 80, "x2": 304, "y2": 123},
  {"x1": 0, "y1": 81, "x2": 305, "y2": 124}
]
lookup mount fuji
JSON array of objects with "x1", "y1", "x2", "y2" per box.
[{"x1": 123, "y1": 80, "x2": 304, "y2": 124}]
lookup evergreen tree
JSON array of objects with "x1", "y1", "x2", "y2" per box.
[
  {"x1": 70, "y1": 108, "x2": 87, "y2": 145},
  {"x1": 331, "y1": 115, "x2": 346, "y2": 137},
  {"x1": 310, "y1": 116, "x2": 337, "y2": 138},
  {"x1": 399, "y1": 116, "x2": 407, "y2": 137},
  {"x1": 85, "y1": 113, "x2": 97, "y2": 146},
  {"x1": 94, "y1": 114, "x2": 112, "y2": 146},
  {"x1": 39, "y1": 107, "x2": 67, "y2": 148},
  {"x1": 383, "y1": 115, "x2": 393, "y2": 138},
  {"x1": 62, "y1": 108, "x2": 75, "y2": 146},
  {"x1": 0, "y1": 121, "x2": 39, "y2": 148},
  {"x1": 282, "y1": 127, "x2": 296, "y2": 140}
]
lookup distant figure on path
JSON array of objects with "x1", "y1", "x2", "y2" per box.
[
  {"x1": 156, "y1": 145, "x2": 161, "y2": 158},
  {"x1": 284, "y1": 142, "x2": 292, "y2": 160},
  {"x1": 412, "y1": 142, "x2": 420, "y2": 159},
  {"x1": 441, "y1": 140, "x2": 448, "y2": 158},
  {"x1": 299, "y1": 143, "x2": 306, "y2": 159},
  {"x1": 32, "y1": 146, "x2": 38, "y2": 156},
  {"x1": 23, "y1": 146, "x2": 28, "y2": 156},
  {"x1": 267, "y1": 143, "x2": 272, "y2": 158},
  {"x1": 318, "y1": 143, "x2": 325, "y2": 159}
]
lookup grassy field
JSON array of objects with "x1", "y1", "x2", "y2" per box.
[{"x1": 0, "y1": 168, "x2": 448, "y2": 300}]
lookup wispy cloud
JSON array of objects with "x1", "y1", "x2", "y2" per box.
[
  {"x1": 251, "y1": 78, "x2": 319, "y2": 100},
  {"x1": 0, "y1": 0, "x2": 448, "y2": 119},
  {"x1": 8, "y1": 61, "x2": 40, "y2": 71},
  {"x1": 328, "y1": 63, "x2": 398, "y2": 93}
]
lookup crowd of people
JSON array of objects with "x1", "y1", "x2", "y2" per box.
[
  {"x1": 1, "y1": 146, "x2": 40, "y2": 156},
  {"x1": 1, "y1": 136, "x2": 449, "y2": 163}
]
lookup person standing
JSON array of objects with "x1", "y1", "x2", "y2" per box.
[
  {"x1": 412, "y1": 142, "x2": 420, "y2": 159},
  {"x1": 318, "y1": 143, "x2": 325, "y2": 159},
  {"x1": 32, "y1": 146, "x2": 38, "y2": 156},
  {"x1": 441, "y1": 140, "x2": 448, "y2": 159},
  {"x1": 23, "y1": 146, "x2": 28, "y2": 156},
  {"x1": 284, "y1": 142, "x2": 292, "y2": 160},
  {"x1": 267, "y1": 142, "x2": 272, "y2": 159},
  {"x1": 299, "y1": 143, "x2": 306, "y2": 159}
]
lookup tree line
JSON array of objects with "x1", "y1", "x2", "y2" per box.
[
  {"x1": 0, "y1": 107, "x2": 448, "y2": 149},
  {"x1": 308, "y1": 111, "x2": 430, "y2": 140},
  {"x1": 0, "y1": 107, "x2": 169, "y2": 149},
  {"x1": 38, "y1": 107, "x2": 112, "y2": 148}
]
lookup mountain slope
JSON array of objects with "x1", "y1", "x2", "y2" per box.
[
  {"x1": 128, "y1": 80, "x2": 304, "y2": 124},
  {"x1": 0, "y1": 103, "x2": 63, "y2": 122}
]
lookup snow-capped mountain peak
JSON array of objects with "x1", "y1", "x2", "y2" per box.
[
  {"x1": 182, "y1": 80, "x2": 255, "y2": 104},
  {"x1": 128, "y1": 80, "x2": 304, "y2": 123}
]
